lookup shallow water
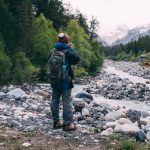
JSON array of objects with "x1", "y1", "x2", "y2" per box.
[{"x1": 73, "y1": 64, "x2": 150, "y2": 113}]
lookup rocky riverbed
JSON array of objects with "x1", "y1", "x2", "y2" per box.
[
  {"x1": 0, "y1": 60, "x2": 150, "y2": 149},
  {"x1": 105, "y1": 60, "x2": 150, "y2": 80}
]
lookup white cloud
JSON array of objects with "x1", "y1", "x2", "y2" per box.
[{"x1": 63, "y1": 0, "x2": 150, "y2": 36}]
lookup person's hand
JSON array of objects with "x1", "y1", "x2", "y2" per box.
[{"x1": 68, "y1": 43, "x2": 73, "y2": 48}]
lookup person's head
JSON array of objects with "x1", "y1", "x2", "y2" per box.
[{"x1": 57, "y1": 33, "x2": 69, "y2": 44}]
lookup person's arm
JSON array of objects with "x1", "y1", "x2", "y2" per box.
[{"x1": 66, "y1": 47, "x2": 80, "y2": 65}]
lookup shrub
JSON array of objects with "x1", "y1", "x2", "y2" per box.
[
  {"x1": 0, "y1": 51, "x2": 11, "y2": 85},
  {"x1": 107, "y1": 133, "x2": 150, "y2": 150},
  {"x1": 11, "y1": 51, "x2": 38, "y2": 84}
]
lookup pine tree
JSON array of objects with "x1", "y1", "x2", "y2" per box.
[
  {"x1": 33, "y1": 0, "x2": 72, "y2": 29},
  {"x1": 4, "y1": 0, "x2": 33, "y2": 52},
  {"x1": 89, "y1": 16, "x2": 99, "y2": 41},
  {"x1": 31, "y1": 13, "x2": 57, "y2": 68}
]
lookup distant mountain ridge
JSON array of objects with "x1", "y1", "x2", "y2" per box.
[
  {"x1": 97, "y1": 36, "x2": 108, "y2": 46},
  {"x1": 112, "y1": 24, "x2": 150, "y2": 45},
  {"x1": 99, "y1": 25, "x2": 129, "y2": 45}
]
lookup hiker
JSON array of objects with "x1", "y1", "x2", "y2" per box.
[{"x1": 48, "y1": 33, "x2": 80, "y2": 131}]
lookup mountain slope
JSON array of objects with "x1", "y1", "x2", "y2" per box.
[
  {"x1": 97, "y1": 35, "x2": 108, "y2": 46},
  {"x1": 113, "y1": 24, "x2": 150, "y2": 45}
]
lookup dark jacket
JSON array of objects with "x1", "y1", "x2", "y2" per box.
[{"x1": 51, "y1": 42, "x2": 80, "y2": 91}]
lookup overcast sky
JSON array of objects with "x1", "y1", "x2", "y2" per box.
[{"x1": 63, "y1": 0, "x2": 150, "y2": 35}]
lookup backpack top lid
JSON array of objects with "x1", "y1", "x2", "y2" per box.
[{"x1": 57, "y1": 33, "x2": 69, "y2": 44}]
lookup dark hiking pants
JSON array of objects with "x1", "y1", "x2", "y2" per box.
[{"x1": 51, "y1": 89, "x2": 73, "y2": 125}]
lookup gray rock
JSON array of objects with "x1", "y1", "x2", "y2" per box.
[
  {"x1": 74, "y1": 101, "x2": 88, "y2": 113},
  {"x1": 86, "y1": 117, "x2": 94, "y2": 124},
  {"x1": 126, "y1": 110, "x2": 141, "y2": 123},
  {"x1": 0, "y1": 92, "x2": 5, "y2": 98},
  {"x1": 141, "y1": 111, "x2": 150, "y2": 118},
  {"x1": 75, "y1": 92, "x2": 93, "y2": 101},
  {"x1": 135, "y1": 131, "x2": 146, "y2": 143},
  {"x1": 11, "y1": 120, "x2": 23, "y2": 129},
  {"x1": 146, "y1": 132, "x2": 150, "y2": 141},
  {"x1": 7, "y1": 88, "x2": 26, "y2": 99},
  {"x1": 144, "y1": 124, "x2": 150, "y2": 132}
]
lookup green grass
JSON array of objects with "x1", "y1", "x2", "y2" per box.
[{"x1": 107, "y1": 133, "x2": 150, "y2": 150}]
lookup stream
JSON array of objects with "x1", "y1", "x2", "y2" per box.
[{"x1": 74, "y1": 61, "x2": 150, "y2": 112}]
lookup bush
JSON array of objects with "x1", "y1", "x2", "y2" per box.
[
  {"x1": 73, "y1": 66, "x2": 88, "y2": 76},
  {"x1": 145, "y1": 54, "x2": 150, "y2": 61},
  {"x1": 0, "y1": 51, "x2": 11, "y2": 85},
  {"x1": 107, "y1": 133, "x2": 150, "y2": 150},
  {"x1": 11, "y1": 51, "x2": 38, "y2": 84}
]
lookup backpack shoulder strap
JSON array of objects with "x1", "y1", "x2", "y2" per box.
[{"x1": 48, "y1": 48, "x2": 56, "y2": 60}]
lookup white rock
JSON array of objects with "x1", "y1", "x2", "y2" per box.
[
  {"x1": 114, "y1": 124, "x2": 140, "y2": 134},
  {"x1": 30, "y1": 104, "x2": 38, "y2": 110},
  {"x1": 7, "y1": 88, "x2": 26, "y2": 99},
  {"x1": 22, "y1": 103, "x2": 28, "y2": 108},
  {"x1": 100, "y1": 128, "x2": 114, "y2": 136},
  {"x1": 82, "y1": 108, "x2": 90, "y2": 116},
  {"x1": 118, "y1": 118, "x2": 132, "y2": 124},
  {"x1": 140, "y1": 118, "x2": 150, "y2": 125},
  {"x1": 22, "y1": 142, "x2": 32, "y2": 147},
  {"x1": 106, "y1": 122, "x2": 118, "y2": 128},
  {"x1": 43, "y1": 107, "x2": 51, "y2": 114},
  {"x1": 104, "y1": 110, "x2": 126, "y2": 122},
  {"x1": 146, "y1": 132, "x2": 150, "y2": 141},
  {"x1": 0, "y1": 92, "x2": 5, "y2": 97},
  {"x1": 144, "y1": 124, "x2": 150, "y2": 132}
]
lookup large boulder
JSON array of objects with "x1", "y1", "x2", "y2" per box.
[
  {"x1": 7, "y1": 88, "x2": 27, "y2": 99},
  {"x1": 75, "y1": 92, "x2": 93, "y2": 102},
  {"x1": 104, "y1": 110, "x2": 126, "y2": 122},
  {"x1": 114, "y1": 123, "x2": 140, "y2": 134}
]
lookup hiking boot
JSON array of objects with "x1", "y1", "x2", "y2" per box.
[
  {"x1": 53, "y1": 120, "x2": 63, "y2": 129},
  {"x1": 63, "y1": 123, "x2": 77, "y2": 131}
]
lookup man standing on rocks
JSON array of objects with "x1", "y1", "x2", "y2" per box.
[{"x1": 48, "y1": 33, "x2": 80, "y2": 131}]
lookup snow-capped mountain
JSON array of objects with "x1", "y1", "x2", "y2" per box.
[
  {"x1": 113, "y1": 24, "x2": 150, "y2": 45},
  {"x1": 99, "y1": 25, "x2": 129, "y2": 45}
]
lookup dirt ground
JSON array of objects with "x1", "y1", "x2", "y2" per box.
[{"x1": 0, "y1": 128, "x2": 107, "y2": 150}]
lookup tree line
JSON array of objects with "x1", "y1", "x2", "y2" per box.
[
  {"x1": 102, "y1": 35, "x2": 150, "y2": 61},
  {"x1": 0, "y1": 0, "x2": 103, "y2": 85}
]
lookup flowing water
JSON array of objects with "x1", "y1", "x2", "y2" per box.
[{"x1": 74, "y1": 64, "x2": 150, "y2": 112}]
